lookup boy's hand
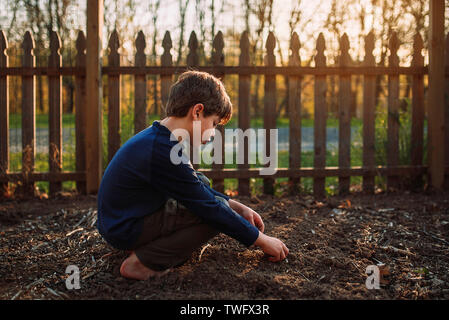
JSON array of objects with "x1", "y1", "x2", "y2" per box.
[
  {"x1": 240, "y1": 207, "x2": 265, "y2": 232},
  {"x1": 254, "y1": 232, "x2": 289, "y2": 262}
]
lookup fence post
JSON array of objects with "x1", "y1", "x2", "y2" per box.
[
  {"x1": 187, "y1": 31, "x2": 199, "y2": 67},
  {"x1": 107, "y1": 30, "x2": 121, "y2": 163},
  {"x1": 411, "y1": 33, "x2": 424, "y2": 190},
  {"x1": 387, "y1": 31, "x2": 400, "y2": 191},
  {"x1": 48, "y1": 31, "x2": 63, "y2": 195},
  {"x1": 86, "y1": 0, "x2": 104, "y2": 194},
  {"x1": 134, "y1": 31, "x2": 147, "y2": 134},
  {"x1": 160, "y1": 31, "x2": 172, "y2": 119},
  {"x1": 238, "y1": 31, "x2": 251, "y2": 196},
  {"x1": 263, "y1": 32, "x2": 276, "y2": 195},
  {"x1": 75, "y1": 31, "x2": 87, "y2": 194},
  {"x1": 445, "y1": 32, "x2": 449, "y2": 190},
  {"x1": 428, "y1": 0, "x2": 446, "y2": 190},
  {"x1": 21, "y1": 31, "x2": 36, "y2": 195},
  {"x1": 313, "y1": 33, "x2": 327, "y2": 198},
  {"x1": 338, "y1": 33, "x2": 351, "y2": 195},
  {"x1": 187, "y1": 31, "x2": 200, "y2": 171},
  {"x1": 363, "y1": 31, "x2": 376, "y2": 194},
  {"x1": 211, "y1": 31, "x2": 225, "y2": 194},
  {"x1": 288, "y1": 32, "x2": 302, "y2": 195},
  {"x1": 0, "y1": 31, "x2": 8, "y2": 197}
]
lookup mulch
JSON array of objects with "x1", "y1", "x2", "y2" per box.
[{"x1": 1, "y1": 190, "x2": 448, "y2": 300}]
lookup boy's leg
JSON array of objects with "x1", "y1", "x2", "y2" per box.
[{"x1": 130, "y1": 199, "x2": 219, "y2": 272}]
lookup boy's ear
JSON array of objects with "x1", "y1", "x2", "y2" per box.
[{"x1": 192, "y1": 103, "x2": 204, "y2": 119}]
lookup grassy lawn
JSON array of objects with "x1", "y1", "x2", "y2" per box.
[
  {"x1": 8, "y1": 147, "x2": 373, "y2": 197},
  {"x1": 9, "y1": 113, "x2": 362, "y2": 130},
  {"x1": 7, "y1": 112, "x2": 395, "y2": 196}
]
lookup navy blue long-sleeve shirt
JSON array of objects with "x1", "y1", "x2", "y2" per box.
[{"x1": 97, "y1": 120, "x2": 260, "y2": 250}]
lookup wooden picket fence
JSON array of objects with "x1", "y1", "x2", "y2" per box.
[{"x1": 0, "y1": 28, "x2": 448, "y2": 198}]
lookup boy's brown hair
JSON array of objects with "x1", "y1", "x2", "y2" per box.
[{"x1": 165, "y1": 70, "x2": 232, "y2": 125}]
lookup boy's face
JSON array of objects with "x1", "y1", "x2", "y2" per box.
[{"x1": 190, "y1": 104, "x2": 220, "y2": 145}]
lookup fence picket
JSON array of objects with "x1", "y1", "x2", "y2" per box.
[
  {"x1": 313, "y1": 33, "x2": 327, "y2": 198},
  {"x1": 160, "y1": 31, "x2": 172, "y2": 119},
  {"x1": 288, "y1": 32, "x2": 302, "y2": 194},
  {"x1": 107, "y1": 30, "x2": 121, "y2": 163},
  {"x1": 75, "y1": 31, "x2": 87, "y2": 194},
  {"x1": 445, "y1": 32, "x2": 449, "y2": 189},
  {"x1": 263, "y1": 32, "x2": 276, "y2": 195},
  {"x1": 211, "y1": 31, "x2": 225, "y2": 193},
  {"x1": 187, "y1": 31, "x2": 199, "y2": 170},
  {"x1": 238, "y1": 31, "x2": 251, "y2": 196},
  {"x1": 387, "y1": 31, "x2": 400, "y2": 190},
  {"x1": 411, "y1": 33, "x2": 424, "y2": 190},
  {"x1": 134, "y1": 31, "x2": 147, "y2": 134},
  {"x1": 338, "y1": 33, "x2": 351, "y2": 195},
  {"x1": 0, "y1": 31, "x2": 8, "y2": 196},
  {"x1": 21, "y1": 31, "x2": 36, "y2": 194},
  {"x1": 363, "y1": 31, "x2": 376, "y2": 193},
  {"x1": 48, "y1": 31, "x2": 63, "y2": 194}
]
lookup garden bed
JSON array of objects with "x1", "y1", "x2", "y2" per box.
[{"x1": 1, "y1": 190, "x2": 448, "y2": 299}]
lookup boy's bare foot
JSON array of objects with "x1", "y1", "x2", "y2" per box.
[{"x1": 120, "y1": 252, "x2": 171, "y2": 280}]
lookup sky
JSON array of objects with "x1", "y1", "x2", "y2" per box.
[{"x1": 1, "y1": 0, "x2": 448, "y2": 66}]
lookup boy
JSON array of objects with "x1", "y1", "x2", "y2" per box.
[{"x1": 97, "y1": 71, "x2": 289, "y2": 280}]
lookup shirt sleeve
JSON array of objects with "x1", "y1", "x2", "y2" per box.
[
  {"x1": 147, "y1": 140, "x2": 259, "y2": 247},
  {"x1": 204, "y1": 185, "x2": 230, "y2": 201},
  {"x1": 195, "y1": 171, "x2": 230, "y2": 201}
]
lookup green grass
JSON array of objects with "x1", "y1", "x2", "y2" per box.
[
  {"x1": 7, "y1": 100, "x2": 416, "y2": 197},
  {"x1": 9, "y1": 147, "x2": 350, "y2": 196},
  {"x1": 10, "y1": 113, "x2": 76, "y2": 129},
  {"x1": 9, "y1": 113, "x2": 362, "y2": 130},
  {"x1": 224, "y1": 116, "x2": 362, "y2": 128}
]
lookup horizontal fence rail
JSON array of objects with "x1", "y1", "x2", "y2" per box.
[{"x1": 1, "y1": 29, "x2": 449, "y2": 198}]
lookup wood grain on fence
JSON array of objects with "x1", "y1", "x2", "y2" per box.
[
  {"x1": 363, "y1": 31, "x2": 376, "y2": 193},
  {"x1": 211, "y1": 31, "x2": 225, "y2": 193},
  {"x1": 338, "y1": 33, "x2": 351, "y2": 195},
  {"x1": 160, "y1": 31, "x2": 173, "y2": 119},
  {"x1": 107, "y1": 30, "x2": 121, "y2": 163},
  {"x1": 85, "y1": 1, "x2": 103, "y2": 194},
  {"x1": 238, "y1": 31, "x2": 251, "y2": 196},
  {"x1": 3, "y1": 66, "x2": 438, "y2": 77},
  {"x1": 187, "y1": 31, "x2": 200, "y2": 171},
  {"x1": 313, "y1": 33, "x2": 327, "y2": 198},
  {"x1": 0, "y1": 31, "x2": 8, "y2": 196},
  {"x1": 445, "y1": 32, "x2": 449, "y2": 190},
  {"x1": 428, "y1": 1, "x2": 446, "y2": 190},
  {"x1": 1, "y1": 29, "x2": 448, "y2": 198},
  {"x1": 411, "y1": 33, "x2": 425, "y2": 190},
  {"x1": 21, "y1": 31, "x2": 36, "y2": 194},
  {"x1": 288, "y1": 32, "x2": 302, "y2": 194},
  {"x1": 387, "y1": 32, "x2": 400, "y2": 191},
  {"x1": 134, "y1": 31, "x2": 147, "y2": 134},
  {"x1": 75, "y1": 31, "x2": 87, "y2": 194},
  {"x1": 263, "y1": 32, "x2": 276, "y2": 195},
  {"x1": 48, "y1": 31, "x2": 63, "y2": 195}
]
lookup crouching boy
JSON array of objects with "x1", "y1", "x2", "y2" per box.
[{"x1": 96, "y1": 70, "x2": 289, "y2": 280}]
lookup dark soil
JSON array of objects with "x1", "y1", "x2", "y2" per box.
[{"x1": 1, "y1": 190, "x2": 448, "y2": 300}]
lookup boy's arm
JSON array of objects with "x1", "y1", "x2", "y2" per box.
[
  {"x1": 228, "y1": 199, "x2": 264, "y2": 233},
  {"x1": 194, "y1": 171, "x2": 230, "y2": 201},
  {"x1": 195, "y1": 171, "x2": 263, "y2": 232},
  {"x1": 148, "y1": 142, "x2": 259, "y2": 247}
]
